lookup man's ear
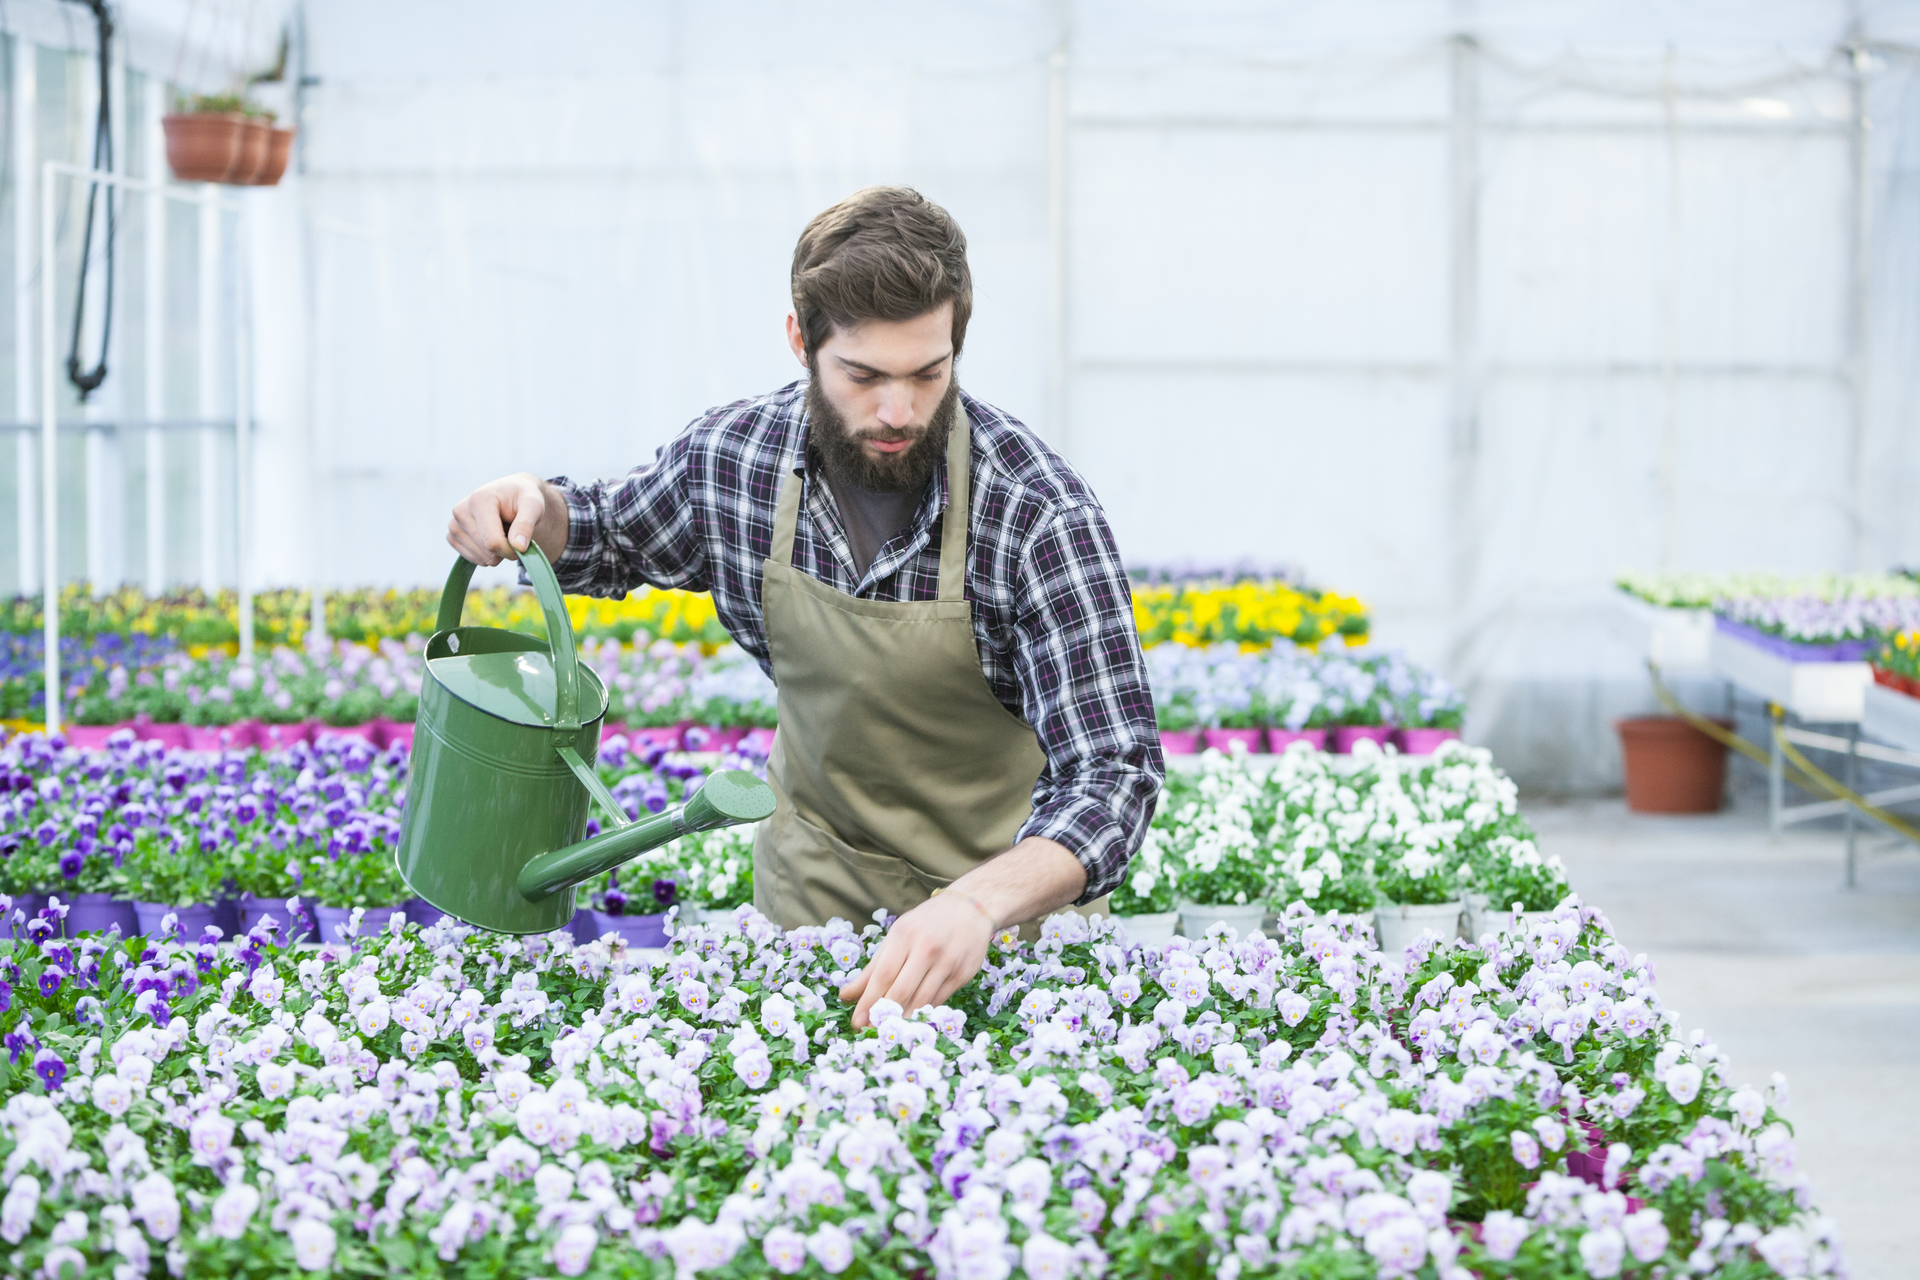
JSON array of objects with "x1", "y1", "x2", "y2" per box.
[{"x1": 785, "y1": 313, "x2": 808, "y2": 367}]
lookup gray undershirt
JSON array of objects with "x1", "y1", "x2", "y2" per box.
[{"x1": 823, "y1": 470, "x2": 923, "y2": 580}]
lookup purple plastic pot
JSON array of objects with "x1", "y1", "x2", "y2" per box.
[
  {"x1": 739, "y1": 728, "x2": 777, "y2": 757},
  {"x1": 405, "y1": 897, "x2": 447, "y2": 929},
  {"x1": 1202, "y1": 727, "x2": 1268, "y2": 754},
  {"x1": 313, "y1": 723, "x2": 381, "y2": 746},
  {"x1": 573, "y1": 909, "x2": 669, "y2": 949},
  {"x1": 1330, "y1": 725, "x2": 1396, "y2": 754},
  {"x1": 133, "y1": 901, "x2": 219, "y2": 941},
  {"x1": 184, "y1": 723, "x2": 255, "y2": 752},
  {"x1": 62, "y1": 893, "x2": 138, "y2": 937},
  {"x1": 1394, "y1": 727, "x2": 1461, "y2": 755},
  {"x1": 1714, "y1": 617, "x2": 1873, "y2": 663},
  {"x1": 312, "y1": 903, "x2": 410, "y2": 943},
  {"x1": 378, "y1": 719, "x2": 415, "y2": 751},
  {"x1": 1267, "y1": 729, "x2": 1329, "y2": 752},
  {"x1": 255, "y1": 721, "x2": 312, "y2": 750},
  {"x1": 1159, "y1": 730, "x2": 1201, "y2": 755},
  {"x1": 238, "y1": 896, "x2": 316, "y2": 944}
]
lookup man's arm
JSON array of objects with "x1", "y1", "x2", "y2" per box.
[
  {"x1": 839, "y1": 835, "x2": 1085, "y2": 1027},
  {"x1": 448, "y1": 473, "x2": 570, "y2": 566}
]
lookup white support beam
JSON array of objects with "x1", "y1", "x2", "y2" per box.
[
  {"x1": 234, "y1": 200, "x2": 252, "y2": 663},
  {"x1": 197, "y1": 183, "x2": 219, "y2": 591},
  {"x1": 12, "y1": 38, "x2": 35, "y2": 597},
  {"x1": 143, "y1": 76, "x2": 167, "y2": 594}
]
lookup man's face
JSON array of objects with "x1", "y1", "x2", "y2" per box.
[{"x1": 789, "y1": 304, "x2": 958, "y2": 493}]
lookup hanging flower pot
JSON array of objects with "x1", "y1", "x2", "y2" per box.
[
  {"x1": 230, "y1": 116, "x2": 271, "y2": 184},
  {"x1": 162, "y1": 112, "x2": 247, "y2": 183},
  {"x1": 249, "y1": 126, "x2": 296, "y2": 186}
]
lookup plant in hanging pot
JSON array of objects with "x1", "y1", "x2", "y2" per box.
[{"x1": 163, "y1": 93, "x2": 251, "y2": 184}]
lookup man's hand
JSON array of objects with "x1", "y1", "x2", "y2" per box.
[
  {"x1": 447, "y1": 473, "x2": 569, "y2": 567},
  {"x1": 838, "y1": 835, "x2": 1087, "y2": 1027}
]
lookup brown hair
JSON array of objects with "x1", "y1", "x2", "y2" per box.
[{"x1": 791, "y1": 186, "x2": 972, "y2": 358}]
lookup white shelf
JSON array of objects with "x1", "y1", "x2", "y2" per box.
[
  {"x1": 1611, "y1": 592, "x2": 1717, "y2": 675},
  {"x1": 1863, "y1": 683, "x2": 1920, "y2": 755},
  {"x1": 1709, "y1": 629, "x2": 1871, "y2": 723}
]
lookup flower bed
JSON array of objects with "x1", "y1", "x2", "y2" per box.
[
  {"x1": 0, "y1": 886, "x2": 1840, "y2": 1278},
  {"x1": 1131, "y1": 578, "x2": 1370, "y2": 649},
  {"x1": 1872, "y1": 629, "x2": 1920, "y2": 699},
  {"x1": 1146, "y1": 646, "x2": 1463, "y2": 747},
  {"x1": 0, "y1": 728, "x2": 761, "y2": 917},
  {"x1": 1114, "y1": 742, "x2": 1556, "y2": 924}
]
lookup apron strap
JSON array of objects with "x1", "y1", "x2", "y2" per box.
[
  {"x1": 938, "y1": 412, "x2": 971, "y2": 602},
  {"x1": 771, "y1": 453, "x2": 805, "y2": 568}
]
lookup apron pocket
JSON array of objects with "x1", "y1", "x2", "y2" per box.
[{"x1": 768, "y1": 805, "x2": 955, "y2": 929}]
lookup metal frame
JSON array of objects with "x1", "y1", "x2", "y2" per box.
[{"x1": 37, "y1": 160, "x2": 250, "y2": 732}]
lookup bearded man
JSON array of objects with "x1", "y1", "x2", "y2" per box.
[{"x1": 448, "y1": 186, "x2": 1162, "y2": 1026}]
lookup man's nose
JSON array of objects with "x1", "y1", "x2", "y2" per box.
[{"x1": 876, "y1": 384, "x2": 914, "y2": 428}]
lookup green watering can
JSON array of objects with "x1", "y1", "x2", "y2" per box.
[{"x1": 394, "y1": 542, "x2": 775, "y2": 934}]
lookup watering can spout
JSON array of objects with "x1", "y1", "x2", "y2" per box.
[{"x1": 515, "y1": 769, "x2": 776, "y2": 903}]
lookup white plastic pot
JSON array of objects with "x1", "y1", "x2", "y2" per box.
[
  {"x1": 1114, "y1": 911, "x2": 1181, "y2": 946},
  {"x1": 1179, "y1": 900, "x2": 1268, "y2": 940},
  {"x1": 1462, "y1": 892, "x2": 1490, "y2": 940},
  {"x1": 1478, "y1": 904, "x2": 1558, "y2": 939},
  {"x1": 1374, "y1": 900, "x2": 1465, "y2": 954}
]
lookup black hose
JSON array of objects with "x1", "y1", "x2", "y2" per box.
[{"x1": 65, "y1": 0, "x2": 115, "y2": 402}]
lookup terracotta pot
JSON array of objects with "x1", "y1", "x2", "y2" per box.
[
  {"x1": 1267, "y1": 728, "x2": 1328, "y2": 752},
  {"x1": 1202, "y1": 727, "x2": 1267, "y2": 754},
  {"x1": 229, "y1": 117, "x2": 270, "y2": 183},
  {"x1": 248, "y1": 126, "x2": 294, "y2": 185},
  {"x1": 163, "y1": 113, "x2": 247, "y2": 182},
  {"x1": 1616, "y1": 715, "x2": 1729, "y2": 813}
]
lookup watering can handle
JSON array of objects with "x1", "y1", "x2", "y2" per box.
[{"x1": 435, "y1": 543, "x2": 584, "y2": 730}]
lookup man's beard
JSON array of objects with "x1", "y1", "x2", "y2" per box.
[{"x1": 806, "y1": 370, "x2": 959, "y2": 495}]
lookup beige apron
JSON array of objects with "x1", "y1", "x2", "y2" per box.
[{"x1": 751, "y1": 414, "x2": 1107, "y2": 933}]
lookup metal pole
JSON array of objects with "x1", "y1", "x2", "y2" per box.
[
  {"x1": 197, "y1": 183, "x2": 219, "y2": 591},
  {"x1": 1847, "y1": 45, "x2": 1872, "y2": 569},
  {"x1": 1844, "y1": 724, "x2": 1859, "y2": 887},
  {"x1": 40, "y1": 160, "x2": 59, "y2": 731},
  {"x1": 12, "y1": 37, "x2": 36, "y2": 598},
  {"x1": 235, "y1": 201, "x2": 253, "y2": 664},
  {"x1": 1045, "y1": 30, "x2": 1069, "y2": 454},
  {"x1": 144, "y1": 77, "x2": 167, "y2": 595},
  {"x1": 1768, "y1": 705, "x2": 1784, "y2": 835}
]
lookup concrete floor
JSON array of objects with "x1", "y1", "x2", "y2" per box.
[{"x1": 1527, "y1": 797, "x2": 1920, "y2": 1280}]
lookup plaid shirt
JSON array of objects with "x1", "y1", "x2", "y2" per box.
[{"x1": 550, "y1": 380, "x2": 1162, "y2": 902}]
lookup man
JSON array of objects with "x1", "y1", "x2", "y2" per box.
[{"x1": 448, "y1": 186, "x2": 1161, "y2": 1026}]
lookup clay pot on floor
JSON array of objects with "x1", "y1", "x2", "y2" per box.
[{"x1": 1616, "y1": 715, "x2": 1730, "y2": 813}]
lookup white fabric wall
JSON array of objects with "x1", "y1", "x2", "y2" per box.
[{"x1": 240, "y1": 0, "x2": 1920, "y2": 789}]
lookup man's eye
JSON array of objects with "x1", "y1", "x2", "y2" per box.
[{"x1": 847, "y1": 373, "x2": 877, "y2": 385}]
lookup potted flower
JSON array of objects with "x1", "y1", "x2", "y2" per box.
[
  {"x1": 1108, "y1": 830, "x2": 1180, "y2": 943},
  {"x1": 1371, "y1": 847, "x2": 1463, "y2": 954},
  {"x1": 573, "y1": 859, "x2": 675, "y2": 949},
  {"x1": 1201, "y1": 686, "x2": 1267, "y2": 755},
  {"x1": 1460, "y1": 835, "x2": 1571, "y2": 940},
  {"x1": 668, "y1": 824, "x2": 756, "y2": 931},
  {"x1": 163, "y1": 94, "x2": 294, "y2": 186},
  {"x1": 1393, "y1": 662, "x2": 1467, "y2": 755},
  {"x1": 305, "y1": 845, "x2": 413, "y2": 942},
  {"x1": 1155, "y1": 691, "x2": 1202, "y2": 755},
  {"x1": 115, "y1": 828, "x2": 226, "y2": 939},
  {"x1": 1159, "y1": 758, "x2": 1272, "y2": 938}
]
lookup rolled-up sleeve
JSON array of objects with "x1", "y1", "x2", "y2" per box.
[
  {"x1": 547, "y1": 436, "x2": 709, "y2": 599},
  {"x1": 1009, "y1": 504, "x2": 1164, "y2": 902}
]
